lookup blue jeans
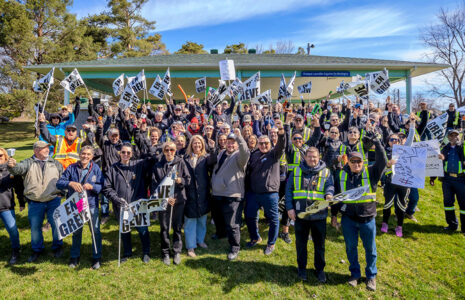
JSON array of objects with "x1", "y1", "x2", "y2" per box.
[
  {"x1": 184, "y1": 214, "x2": 207, "y2": 250},
  {"x1": 101, "y1": 196, "x2": 109, "y2": 217},
  {"x1": 245, "y1": 192, "x2": 279, "y2": 246},
  {"x1": 406, "y1": 188, "x2": 419, "y2": 216},
  {"x1": 70, "y1": 207, "x2": 102, "y2": 259},
  {"x1": 341, "y1": 215, "x2": 377, "y2": 279},
  {"x1": 28, "y1": 198, "x2": 63, "y2": 253},
  {"x1": 0, "y1": 210, "x2": 20, "y2": 249}
]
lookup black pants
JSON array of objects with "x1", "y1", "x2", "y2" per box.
[
  {"x1": 211, "y1": 198, "x2": 227, "y2": 238},
  {"x1": 279, "y1": 181, "x2": 291, "y2": 227},
  {"x1": 294, "y1": 218, "x2": 326, "y2": 272},
  {"x1": 383, "y1": 181, "x2": 409, "y2": 226},
  {"x1": 442, "y1": 177, "x2": 465, "y2": 232},
  {"x1": 114, "y1": 202, "x2": 150, "y2": 257},
  {"x1": 213, "y1": 196, "x2": 243, "y2": 253},
  {"x1": 159, "y1": 202, "x2": 185, "y2": 256}
]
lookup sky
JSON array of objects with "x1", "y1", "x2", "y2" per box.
[{"x1": 70, "y1": 0, "x2": 460, "y2": 108}]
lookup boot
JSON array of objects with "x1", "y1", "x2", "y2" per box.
[{"x1": 9, "y1": 248, "x2": 20, "y2": 265}]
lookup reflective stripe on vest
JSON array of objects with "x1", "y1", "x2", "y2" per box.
[
  {"x1": 291, "y1": 127, "x2": 311, "y2": 143},
  {"x1": 288, "y1": 145, "x2": 308, "y2": 171},
  {"x1": 453, "y1": 111, "x2": 460, "y2": 126},
  {"x1": 339, "y1": 143, "x2": 367, "y2": 165},
  {"x1": 444, "y1": 160, "x2": 463, "y2": 174},
  {"x1": 339, "y1": 168, "x2": 376, "y2": 203},
  {"x1": 53, "y1": 136, "x2": 82, "y2": 161},
  {"x1": 292, "y1": 167, "x2": 329, "y2": 201}
]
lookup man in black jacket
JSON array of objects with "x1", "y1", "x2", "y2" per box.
[
  {"x1": 334, "y1": 137, "x2": 387, "y2": 292},
  {"x1": 244, "y1": 120, "x2": 285, "y2": 255}
]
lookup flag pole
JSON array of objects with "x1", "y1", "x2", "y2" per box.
[
  {"x1": 118, "y1": 206, "x2": 122, "y2": 267},
  {"x1": 83, "y1": 192, "x2": 98, "y2": 254},
  {"x1": 40, "y1": 85, "x2": 52, "y2": 114}
]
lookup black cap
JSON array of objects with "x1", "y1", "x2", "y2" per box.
[{"x1": 66, "y1": 124, "x2": 77, "y2": 130}]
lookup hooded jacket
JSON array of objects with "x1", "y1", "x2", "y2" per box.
[
  {"x1": 151, "y1": 156, "x2": 190, "y2": 206},
  {"x1": 0, "y1": 163, "x2": 24, "y2": 212}
]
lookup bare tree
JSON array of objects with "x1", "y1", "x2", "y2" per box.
[
  {"x1": 276, "y1": 40, "x2": 295, "y2": 54},
  {"x1": 421, "y1": 2, "x2": 465, "y2": 107}
]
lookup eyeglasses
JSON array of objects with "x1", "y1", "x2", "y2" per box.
[
  {"x1": 348, "y1": 131, "x2": 358, "y2": 134},
  {"x1": 330, "y1": 131, "x2": 338, "y2": 134},
  {"x1": 121, "y1": 151, "x2": 132, "y2": 155},
  {"x1": 295, "y1": 119, "x2": 303, "y2": 122},
  {"x1": 258, "y1": 142, "x2": 270, "y2": 146},
  {"x1": 164, "y1": 148, "x2": 176, "y2": 153},
  {"x1": 349, "y1": 160, "x2": 363, "y2": 164},
  {"x1": 293, "y1": 137, "x2": 303, "y2": 141},
  {"x1": 330, "y1": 119, "x2": 338, "y2": 122},
  {"x1": 66, "y1": 129, "x2": 77, "y2": 132},
  {"x1": 390, "y1": 138, "x2": 399, "y2": 142}
]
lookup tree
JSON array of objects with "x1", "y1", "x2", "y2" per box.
[
  {"x1": 275, "y1": 40, "x2": 295, "y2": 54},
  {"x1": 421, "y1": 2, "x2": 465, "y2": 107},
  {"x1": 296, "y1": 47, "x2": 306, "y2": 55},
  {"x1": 175, "y1": 41, "x2": 207, "y2": 54},
  {"x1": 224, "y1": 43, "x2": 247, "y2": 54}
]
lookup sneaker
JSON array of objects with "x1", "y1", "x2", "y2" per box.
[
  {"x1": 246, "y1": 237, "x2": 263, "y2": 248},
  {"x1": 142, "y1": 254, "x2": 150, "y2": 263},
  {"x1": 366, "y1": 277, "x2": 377, "y2": 291},
  {"x1": 53, "y1": 246, "x2": 64, "y2": 258},
  {"x1": 28, "y1": 252, "x2": 41, "y2": 263},
  {"x1": 380, "y1": 222, "x2": 388, "y2": 233},
  {"x1": 42, "y1": 222, "x2": 51, "y2": 232},
  {"x1": 395, "y1": 226, "x2": 403, "y2": 237},
  {"x1": 162, "y1": 255, "x2": 170, "y2": 266},
  {"x1": 187, "y1": 249, "x2": 196, "y2": 258},
  {"x1": 264, "y1": 245, "x2": 275, "y2": 255},
  {"x1": 415, "y1": 207, "x2": 420, "y2": 212},
  {"x1": 197, "y1": 242, "x2": 208, "y2": 249},
  {"x1": 68, "y1": 257, "x2": 80, "y2": 268},
  {"x1": 297, "y1": 268, "x2": 307, "y2": 281},
  {"x1": 9, "y1": 249, "x2": 20, "y2": 265},
  {"x1": 406, "y1": 214, "x2": 418, "y2": 223},
  {"x1": 101, "y1": 216, "x2": 110, "y2": 225},
  {"x1": 227, "y1": 251, "x2": 239, "y2": 261},
  {"x1": 443, "y1": 226, "x2": 458, "y2": 232},
  {"x1": 173, "y1": 253, "x2": 181, "y2": 265},
  {"x1": 211, "y1": 234, "x2": 226, "y2": 240},
  {"x1": 316, "y1": 271, "x2": 327, "y2": 283},
  {"x1": 279, "y1": 232, "x2": 292, "y2": 244},
  {"x1": 92, "y1": 259, "x2": 101, "y2": 270},
  {"x1": 120, "y1": 255, "x2": 131, "y2": 264},
  {"x1": 348, "y1": 276, "x2": 360, "y2": 287}
]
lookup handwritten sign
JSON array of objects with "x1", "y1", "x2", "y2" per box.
[
  {"x1": 412, "y1": 140, "x2": 443, "y2": 177},
  {"x1": 219, "y1": 60, "x2": 236, "y2": 81},
  {"x1": 392, "y1": 145, "x2": 427, "y2": 188}
]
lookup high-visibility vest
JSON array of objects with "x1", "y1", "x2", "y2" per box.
[
  {"x1": 287, "y1": 144, "x2": 309, "y2": 172},
  {"x1": 130, "y1": 130, "x2": 150, "y2": 146},
  {"x1": 339, "y1": 142, "x2": 367, "y2": 165},
  {"x1": 416, "y1": 111, "x2": 431, "y2": 122},
  {"x1": 80, "y1": 130, "x2": 99, "y2": 150},
  {"x1": 290, "y1": 127, "x2": 311, "y2": 143},
  {"x1": 53, "y1": 136, "x2": 83, "y2": 169},
  {"x1": 444, "y1": 146, "x2": 464, "y2": 174},
  {"x1": 339, "y1": 168, "x2": 376, "y2": 203},
  {"x1": 292, "y1": 167, "x2": 330, "y2": 201},
  {"x1": 453, "y1": 111, "x2": 460, "y2": 126}
]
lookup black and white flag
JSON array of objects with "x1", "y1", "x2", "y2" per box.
[
  {"x1": 112, "y1": 74, "x2": 125, "y2": 96},
  {"x1": 60, "y1": 68, "x2": 85, "y2": 94}
]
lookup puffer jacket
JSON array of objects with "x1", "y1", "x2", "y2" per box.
[{"x1": 0, "y1": 163, "x2": 24, "y2": 212}]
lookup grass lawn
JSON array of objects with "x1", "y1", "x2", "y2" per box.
[{"x1": 0, "y1": 122, "x2": 464, "y2": 299}]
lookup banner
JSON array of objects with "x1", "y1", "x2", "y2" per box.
[
  {"x1": 60, "y1": 68, "x2": 85, "y2": 94},
  {"x1": 251, "y1": 90, "x2": 272, "y2": 105},
  {"x1": 162, "y1": 68, "x2": 173, "y2": 97},
  {"x1": 227, "y1": 78, "x2": 243, "y2": 98},
  {"x1": 425, "y1": 106, "x2": 465, "y2": 141},
  {"x1": 120, "y1": 167, "x2": 175, "y2": 233},
  {"x1": 240, "y1": 72, "x2": 260, "y2": 101},
  {"x1": 392, "y1": 145, "x2": 427, "y2": 188},
  {"x1": 119, "y1": 84, "x2": 140, "y2": 114},
  {"x1": 349, "y1": 82, "x2": 369, "y2": 101},
  {"x1": 128, "y1": 70, "x2": 146, "y2": 93},
  {"x1": 219, "y1": 59, "x2": 236, "y2": 81},
  {"x1": 217, "y1": 80, "x2": 228, "y2": 101},
  {"x1": 278, "y1": 74, "x2": 288, "y2": 101},
  {"x1": 148, "y1": 75, "x2": 165, "y2": 100},
  {"x1": 33, "y1": 68, "x2": 55, "y2": 92},
  {"x1": 297, "y1": 81, "x2": 312, "y2": 94},
  {"x1": 112, "y1": 74, "x2": 125, "y2": 96},
  {"x1": 53, "y1": 192, "x2": 91, "y2": 240},
  {"x1": 412, "y1": 140, "x2": 444, "y2": 177},
  {"x1": 367, "y1": 69, "x2": 390, "y2": 94},
  {"x1": 195, "y1": 77, "x2": 206, "y2": 93},
  {"x1": 286, "y1": 71, "x2": 296, "y2": 96}
]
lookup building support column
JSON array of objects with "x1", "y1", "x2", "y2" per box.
[{"x1": 406, "y1": 70, "x2": 412, "y2": 113}]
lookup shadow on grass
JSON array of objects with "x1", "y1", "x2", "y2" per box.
[
  {"x1": 5, "y1": 264, "x2": 37, "y2": 275},
  {"x1": 185, "y1": 257, "x2": 348, "y2": 292}
]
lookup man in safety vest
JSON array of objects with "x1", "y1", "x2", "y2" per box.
[
  {"x1": 39, "y1": 113, "x2": 86, "y2": 170},
  {"x1": 285, "y1": 147, "x2": 334, "y2": 283},
  {"x1": 334, "y1": 135, "x2": 387, "y2": 292},
  {"x1": 446, "y1": 103, "x2": 460, "y2": 131},
  {"x1": 416, "y1": 101, "x2": 432, "y2": 140}
]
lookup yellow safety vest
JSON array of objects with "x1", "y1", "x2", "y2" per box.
[
  {"x1": 292, "y1": 167, "x2": 330, "y2": 201},
  {"x1": 290, "y1": 127, "x2": 311, "y2": 143},
  {"x1": 53, "y1": 136, "x2": 83, "y2": 169},
  {"x1": 287, "y1": 145, "x2": 309, "y2": 172},
  {"x1": 339, "y1": 168, "x2": 376, "y2": 203}
]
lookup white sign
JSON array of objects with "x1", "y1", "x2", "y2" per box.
[
  {"x1": 412, "y1": 140, "x2": 444, "y2": 177},
  {"x1": 33, "y1": 68, "x2": 55, "y2": 92},
  {"x1": 298, "y1": 81, "x2": 312, "y2": 94},
  {"x1": 240, "y1": 72, "x2": 260, "y2": 101},
  {"x1": 60, "y1": 68, "x2": 85, "y2": 94},
  {"x1": 368, "y1": 69, "x2": 390, "y2": 94},
  {"x1": 286, "y1": 71, "x2": 296, "y2": 96},
  {"x1": 392, "y1": 145, "x2": 427, "y2": 188},
  {"x1": 349, "y1": 82, "x2": 369, "y2": 101},
  {"x1": 217, "y1": 80, "x2": 228, "y2": 101},
  {"x1": 119, "y1": 84, "x2": 140, "y2": 114},
  {"x1": 53, "y1": 192, "x2": 91, "y2": 240},
  {"x1": 425, "y1": 106, "x2": 465, "y2": 141},
  {"x1": 112, "y1": 74, "x2": 125, "y2": 96},
  {"x1": 195, "y1": 77, "x2": 206, "y2": 93},
  {"x1": 227, "y1": 78, "x2": 243, "y2": 98},
  {"x1": 219, "y1": 60, "x2": 236, "y2": 81},
  {"x1": 128, "y1": 70, "x2": 146, "y2": 93},
  {"x1": 149, "y1": 75, "x2": 165, "y2": 100},
  {"x1": 278, "y1": 74, "x2": 288, "y2": 101},
  {"x1": 251, "y1": 90, "x2": 272, "y2": 105},
  {"x1": 161, "y1": 68, "x2": 172, "y2": 97}
]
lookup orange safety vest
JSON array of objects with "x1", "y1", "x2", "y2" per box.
[{"x1": 53, "y1": 136, "x2": 83, "y2": 169}]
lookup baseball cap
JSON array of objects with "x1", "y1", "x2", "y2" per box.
[
  {"x1": 33, "y1": 140, "x2": 50, "y2": 149},
  {"x1": 66, "y1": 124, "x2": 77, "y2": 130},
  {"x1": 243, "y1": 115, "x2": 252, "y2": 122},
  {"x1": 295, "y1": 114, "x2": 304, "y2": 120},
  {"x1": 273, "y1": 113, "x2": 280, "y2": 119},
  {"x1": 448, "y1": 129, "x2": 460, "y2": 136},
  {"x1": 348, "y1": 152, "x2": 363, "y2": 161}
]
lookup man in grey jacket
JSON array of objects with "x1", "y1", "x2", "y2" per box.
[
  {"x1": 211, "y1": 128, "x2": 249, "y2": 260},
  {"x1": 7, "y1": 141, "x2": 64, "y2": 262}
]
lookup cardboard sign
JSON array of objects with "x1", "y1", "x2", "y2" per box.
[
  {"x1": 195, "y1": 77, "x2": 206, "y2": 93},
  {"x1": 112, "y1": 74, "x2": 125, "y2": 96},
  {"x1": 219, "y1": 59, "x2": 236, "y2": 81},
  {"x1": 239, "y1": 72, "x2": 260, "y2": 101},
  {"x1": 53, "y1": 192, "x2": 91, "y2": 240},
  {"x1": 60, "y1": 68, "x2": 84, "y2": 94},
  {"x1": 412, "y1": 140, "x2": 444, "y2": 177},
  {"x1": 251, "y1": 90, "x2": 272, "y2": 105},
  {"x1": 392, "y1": 145, "x2": 427, "y2": 188},
  {"x1": 367, "y1": 69, "x2": 390, "y2": 94}
]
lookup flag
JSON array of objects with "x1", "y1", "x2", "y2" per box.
[
  {"x1": 195, "y1": 77, "x2": 206, "y2": 93},
  {"x1": 162, "y1": 68, "x2": 172, "y2": 97},
  {"x1": 240, "y1": 72, "x2": 260, "y2": 101},
  {"x1": 149, "y1": 75, "x2": 165, "y2": 100},
  {"x1": 112, "y1": 74, "x2": 125, "y2": 96},
  {"x1": 33, "y1": 68, "x2": 55, "y2": 92},
  {"x1": 60, "y1": 68, "x2": 85, "y2": 94},
  {"x1": 251, "y1": 90, "x2": 272, "y2": 105},
  {"x1": 286, "y1": 71, "x2": 296, "y2": 96},
  {"x1": 367, "y1": 69, "x2": 390, "y2": 94},
  {"x1": 297, "y1": 81, "x2": 312, "y2": 94},
  {"x1": 119, "y1": 84, "x2": 140, "y2": 114},
  {"x1": 128, "y1": 70, "x2": 146, "y2": 93}
]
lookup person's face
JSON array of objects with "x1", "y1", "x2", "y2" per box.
[
  {"x1": 220, "y1": 126, "x2": 230, "y2": 134},
  {"x1": 258, "y1": 137, "x2": 271, "y2": 153},
  {"x1": 65, "y1": 127, "x2": 77, "y2": 140},
  {"x1": 150, "y1": 132, "x2": 159, "y2": 145},
  {"x1": 269, "y1": 129, "x2": 278, "y2": 143},
  {"x1": 110, "y1": 132, "x2": 120, "y2": 144},
  {"x1": 192, "y1": 139, "x2": 203, "y2": 154},
  {"x1": 393, "y1": 105, "x2": 399, "y2": 113},
  {"x1": 191, "y1": 122, "x2": 198, "y2": 130},
  {"x1": 330, "y1": 116, "x2": 339, "y2": 126},
  {"x1": 449, "y1": 104, "x2": 455, "y2": 111},
  {"x1": 449, "y1": 133, "x2": 459, "y2": 145},
  {"x1": 247, "y1": 137, "x2": 257, "y2": 150},
  {"x1": 34, "y1": 146, "x2": 50, "y2": 160},
  {"x1": 295, "y1": 118, "x2": 304, "y2": 128},
  {"x1": 381, "y1": 117, "x2": 389, "y2": 126},
  {"x1": 226, "y1": 138, "x2": 238, "y2": 153},
  {"x1": 329, "y1": 128, "x2": 340, "y2": 140},
  {"x1": 119, "y1": 146, "x2": 132, "y2": 162},
  {"x1": 243, "y1": 127, "x2": 252, "y2": 137},
  {"x1": 292, "y1": 134, "x2": 303, "y2": 148},
  {"x1": 348, "y1": 158, "x2": 363, "y2": 173},
  {"x1": 163, "y1": 145, "x2": 176, "y2": 161},
  {"x1": 79, "y1": 149, "x2": 94, "y2": 165},
  {"x1": 348, "y1": 129, "x2": 360, "y2": 141},
  {"x1": 175, "y1": 107, "x2": 182, "y2": 115},
  {"x1": 215, "y1": 105, "x2": 222, "y2": 114},
  {"x1": 51, "y1": 117, "x2": 60, "y2": 126},
  {"x1": 332, "y1": 105, "x2": 339, "y2": 113},
  {"x1": 155, "y1": 114, "x2": 163, "y2": 122},
  {"x1": 0, "y1": 151, "x2": 6, "y2": 164},
  {"x1": 305, "y1": 150, "x2": 319, "y2": 168},
  {"x1": 243, "y1": 105, "x2": 250, "y2": 112},
  {"x1": 61, "y1": 108, "x2": 69, "y2": 117},
  {"x1": 205, "y1": 126, "x2": 213, "y2": 135},
  {"x1": 420, "y1": 103, "x2": 427, "y2": 110},
  {"x1": 217, "y1": 121, "x2": 224, "y2": 128},
  {"x1": 389, "y1": 135, "x2": 400, "y2": 147},
  {"x1": 218, "y1": 136, "x2": 227, "y2": 148},
  {"x1": 157, "y1": 105, "x2": 164, "y2": 111},
  {"x1": 175, "y1": 136, "x2": 186, "y2": 150}
]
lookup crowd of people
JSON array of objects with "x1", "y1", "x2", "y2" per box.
[{"x1": 1, "y1": 93, "x2": 465, "y2": 292}]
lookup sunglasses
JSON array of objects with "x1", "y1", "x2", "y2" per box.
[
  {"x1": 349, "y1": 131, "x2": 358, "y2": 134},
  {"x1": 293, "y1": 137, "x2": 303, "y2": 141},
  {"x1": 330, "y1": 119, "x2": 338, "y2": 122},
  {"x1": 66, "y1": 128, "x2": 77, "y2": 132},
  {"x1": 121, "y1": 151, "x2": 132, "y2": 155},
  {"x1": 349, "y1": 160, "x2": 363, "y2": 164},
  {"x1": 258, "y1": 142, "x2": 270, "y2": 146},
  {"x1": 330, "y1": 131, "x2": 338, "y2": 134},
  {"x1": 164, "y1": 148, "x2": 176, "y2": 153},
  {"x1": 390, "y1": 138, "x2": 399, "y2": 142},
  {"x1": 295, "y1": 119, "x2": 303, "y2": 122}
]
